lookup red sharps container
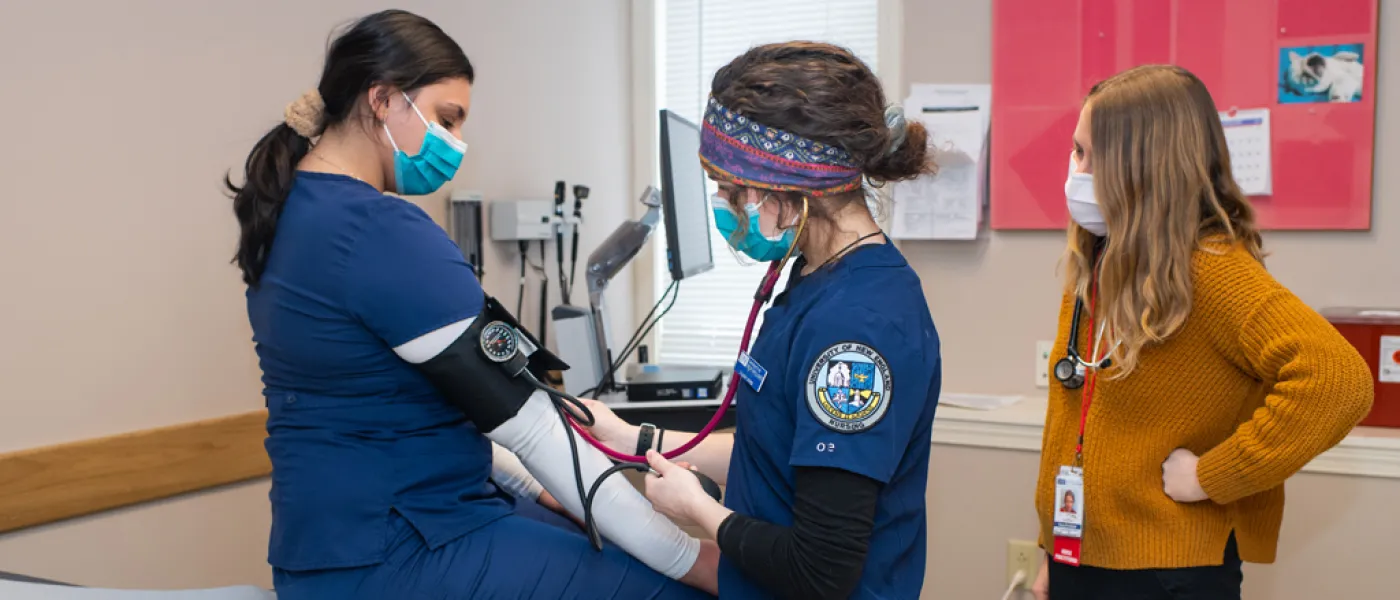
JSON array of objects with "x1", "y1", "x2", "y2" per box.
[{"x1": 1321, "y1": 308, "x2": 1400, "y2": 428}]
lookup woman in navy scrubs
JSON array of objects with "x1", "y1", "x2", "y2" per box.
[
  {"x1": 584, "y1": 42, "x2": 943, "y2": 599},
  {"x1": 229, "y1": 10, "x2": 715, "y2": 599}
]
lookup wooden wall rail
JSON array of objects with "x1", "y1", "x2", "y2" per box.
[{"x1": 0, "y1": 410, "x2": 271, "y2": 534}]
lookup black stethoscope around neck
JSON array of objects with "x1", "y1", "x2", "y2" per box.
[
  {"x1": 1052, "y1": 296, "x2": 1116, "y2": 389},
  {"x1": 1052, "y1": 250, "x2": 1120, "y2": 389}
]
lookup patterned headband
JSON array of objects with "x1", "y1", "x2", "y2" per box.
[{"x1": 698, "y1": 98, "x2": 864, "y2": 197}]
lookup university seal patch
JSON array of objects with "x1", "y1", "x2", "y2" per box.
[{"x1": 805, "y1": 342, "x2": 892, "y2": 433}]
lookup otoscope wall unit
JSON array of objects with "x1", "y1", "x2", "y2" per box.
[{"x1": 489, "y1": 199, "x2": 559, "y2": 241}]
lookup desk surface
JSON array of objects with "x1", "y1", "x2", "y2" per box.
[
  {"x1": 596, "y1": 392, "x2": 734, "y2": 432},
  {"x1": 604, "y1": 398, "x2": 725, "y2": 411}
]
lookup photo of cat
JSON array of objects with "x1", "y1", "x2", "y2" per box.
[{"x1": 1279, "y1": 44, "x2": 1365, "y2": 104}]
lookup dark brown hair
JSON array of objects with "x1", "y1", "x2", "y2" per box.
[
  {"x1": 227, "y1": 10, "x2": 474, "y2": 287},
  {"x1": 710, "y1": 42, "x2": 933, "y2": 222}
]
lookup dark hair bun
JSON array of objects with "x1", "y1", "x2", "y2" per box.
[{"x1": 863, "y1": 119, "x2": 933, "y2": 184}]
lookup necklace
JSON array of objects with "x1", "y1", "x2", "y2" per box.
[
  {"x1": 307, "y1": 152, "x2": 365, "y2": 184},
  {"x1": 810, "y1": 230, "x2": 886, "y2": 272}
]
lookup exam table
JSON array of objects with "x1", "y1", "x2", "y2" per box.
[{"x1": 0, "y1": 571, "x2": 274, "y2": 599}]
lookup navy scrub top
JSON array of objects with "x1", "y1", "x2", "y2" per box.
[
  {"x1": 247, "y1": 172, "x2": 511, "y2": 571},
  {"x1": 718, "y1": 241, "x2": 942, "y2": 599}
]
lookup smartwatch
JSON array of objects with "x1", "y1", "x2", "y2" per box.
[{"x1": 636, "y1": 422, "x2": 657, "y2": 456}]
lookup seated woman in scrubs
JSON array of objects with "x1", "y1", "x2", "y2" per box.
[
  {"x1": 584, "y1": 42, "x2": 943, "y2": 599},
  {"x1": 228, "y1": 10, "x2": 716, "y2": 599}
]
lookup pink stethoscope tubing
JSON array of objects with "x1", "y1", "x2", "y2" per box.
[{"x1": 567, "y1": 261, "x2": 783, "y2": 462}]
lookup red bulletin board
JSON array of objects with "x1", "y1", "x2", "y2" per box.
[{"x1": 989, "y1": 0, "x2": 1379, "y2": 230}]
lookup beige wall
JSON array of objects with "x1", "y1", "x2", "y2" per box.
[
  {"x1": 905, "y1": 2, "x2": 1400, "y2": 599},
  {"x1": 1, "y1": 0, "x2": 1394, "y2": 594},
  {"x1": 0, "y1": 0, "x2": 636, "y2": 589}
]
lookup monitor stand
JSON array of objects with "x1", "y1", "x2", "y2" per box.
[
  {"x1": 550, "y1": 185, "x2": 726, "y2": 403},
  {"x1": 553, "y1": 186, "x2": 660, "y2": 397}
]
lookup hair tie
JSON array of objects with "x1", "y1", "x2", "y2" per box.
[
  {"x1": 284, "y1": 89, "x2": 326, "y2": 138},
  {"x1": 883, "y1": 105, "x2": 908, "y2": 157}
]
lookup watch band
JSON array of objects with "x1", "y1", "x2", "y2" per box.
[
  {"x1": 655, "y1": 427, "x2": 665, "y2": 454},
  {"x1": 636, "y1": 423, "x2": 657, "y2": 457}
]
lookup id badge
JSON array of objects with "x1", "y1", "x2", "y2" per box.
[
  {"x1": 1051, "y1": 466, "x2": 1085, "y2": 566},
  {"x1": 734, "y1": 351, "x2": 768, "y2": 392}
]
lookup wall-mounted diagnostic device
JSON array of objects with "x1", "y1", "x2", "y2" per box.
[
  {"x1": 448, "y1": 189, "x2": 485, "y2": 277},
  {"x1": 490, "y1": 199, "x2": 557, "y2": 241}
]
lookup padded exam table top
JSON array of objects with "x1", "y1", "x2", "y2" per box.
[{"x1": 0, "y1": 571, "x2": 275, "y2": 599}]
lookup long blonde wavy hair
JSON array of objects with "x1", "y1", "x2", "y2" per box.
[{"x1": 1064, "y1": 65, "x2": 1264, "y2": 377}]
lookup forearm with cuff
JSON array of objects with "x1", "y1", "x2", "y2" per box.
[
  {"x1": 489, "y1": 441, "x2": 543, "y2": 501},
  {"x1": 487, "y1": 392, "x2": 701, "y2": 580}
]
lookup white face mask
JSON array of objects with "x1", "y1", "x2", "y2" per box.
[{"x1": 1064, "y1": 155, "x2": 1107, "y2": 237}]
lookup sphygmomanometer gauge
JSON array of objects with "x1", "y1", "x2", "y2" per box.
[{"x1": 479, "y1": 321, "x2": 520, "y2": 363}]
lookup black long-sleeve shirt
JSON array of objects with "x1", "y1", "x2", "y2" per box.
[{"x1": 717, "y1": 467, "x2": 882, "y2": 599}]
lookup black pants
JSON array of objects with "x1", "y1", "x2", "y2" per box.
[{"x1": 1048, "y1": 534, "x2": 1242, "y2": 600}]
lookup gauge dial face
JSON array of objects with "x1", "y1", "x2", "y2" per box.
[{"x1": 480, "y1": 321, "x2": 518, "y2": 363}]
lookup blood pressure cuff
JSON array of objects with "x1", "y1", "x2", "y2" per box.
[{"x1": 417, "y1": 295, "x2": 569, "y2": 433}]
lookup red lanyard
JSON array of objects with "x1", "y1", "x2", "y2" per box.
[{"x1": 1074, "y1": 273, "x2": 1100, "y2": 463}]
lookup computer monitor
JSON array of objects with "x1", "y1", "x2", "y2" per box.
[{"x1": 659, "y1": 109, "x2": 715, "y2": 281}]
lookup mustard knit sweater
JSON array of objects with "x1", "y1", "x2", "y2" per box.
[{"x1": 1036, "y1": 244, "x2": 1374, "y2": 569}]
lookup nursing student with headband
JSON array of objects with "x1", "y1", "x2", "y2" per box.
[
  {"x1": 581, "y1": 42, "x2": 943, "y2": 599},
  {"x1": 228, "y1": 10, "x2": 716, "y2": 599},
  {"x1": 1031, "y1": 65, "x2": 1373, "y2": 600}
]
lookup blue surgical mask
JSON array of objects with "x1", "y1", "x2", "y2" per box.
[
  {"x1": 712, "y1": 194, "x2": 797, "y2": 262},
  {"x1": 383, "y1": 92, "x2": 467, "y2": 196}
]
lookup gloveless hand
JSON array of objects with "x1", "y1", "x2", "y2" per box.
[
  {"x1": 679, "y1": 538, "x2": 720, "y2": 596},
  {"x1": 578, "y1": 398, "x2": 640, "y2": 455},
  {"x1": 1162, "y1": 448, "x2": 1209, "y2": 502},
  {"x1": 1030, "y1": 554, "x2": 1049, "y2": 600},
  {"x1": 537, "y1": 490, "x2": 584, "y2": 530},
  {"x1": 644, "y1": 450, "x2": 712, "y2": 524}
]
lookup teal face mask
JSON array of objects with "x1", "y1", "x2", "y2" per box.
[
  {"x1": 383, "y1": 92, "x2": 467, "y2": 196},
  {"x1": 711, "y1": 194, "x2": 796, "y2": 262}
]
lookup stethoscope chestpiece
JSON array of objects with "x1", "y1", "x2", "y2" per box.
[{"x1": 1053, "y1": 356, "x2": 1085, "y2": 389}]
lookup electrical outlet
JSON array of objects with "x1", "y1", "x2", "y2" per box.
[
  {"x1": 1007, "y1": 539, "x2": 1040, "y2": 589},
  {"x1": 1035, "y1": 340, "x2": 1053, "y2": 388}
]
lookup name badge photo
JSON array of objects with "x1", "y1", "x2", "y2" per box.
[{"x1": 1052, "y1": 466, "x2": 1085, "y2": 566}]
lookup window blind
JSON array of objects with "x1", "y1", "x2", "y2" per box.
[{"x1": 653, "y1": 0, "x2": 880, "y2": 367}]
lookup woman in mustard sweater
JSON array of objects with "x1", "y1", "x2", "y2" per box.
[{"x1": 1031, "y1": 64, "x2": 1374, "y2": 600}]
